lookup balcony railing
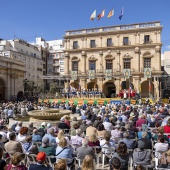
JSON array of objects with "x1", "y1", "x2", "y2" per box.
[{"x1": 65, "y1": 21, "x2": 160, "y2": 36}]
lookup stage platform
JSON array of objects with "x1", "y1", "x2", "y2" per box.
[{"x1": 38, "y1": 98, "x2": 137, "y2": 105}]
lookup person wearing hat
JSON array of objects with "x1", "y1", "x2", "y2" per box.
[
  {"x1": 39, "y1": 137, "x2": 56, "y2": 156},
  {"x1": 28, "y1": 152, "x2": 52, "y2": 170},
  {"x1": 37, "y1": 122, "x2": 47, "y2": 137}
]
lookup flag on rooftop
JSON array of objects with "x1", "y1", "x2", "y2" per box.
[
  {"x1": 98, "y1": 9, "x2": 105, "y2": 20},
  {"x1": 119, "y1": 7, "x2": 124, "y2": 20},
  {"x1": 90, "y1": 10, "x2": 96, "y2": 20},
  {"x1": 108, "y1": 9, "x2": 114, "y2": 18}
]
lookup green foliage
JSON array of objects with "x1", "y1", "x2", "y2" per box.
[{"x1": 49, "y1": 83, "x2": 58, "y2": 94}]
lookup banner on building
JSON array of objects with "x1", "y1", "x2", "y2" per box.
[
  {"x1": 71, "y1": 71, "x2": 77, "y2": 80},
  {"x1": 105, "y1": 69, "x2": 112, "y2": 80},
  {"x1": 144, "y1": 68, "x2": 151, "y2": 78},
  {"x1": 89, "y1": 70, "x2": 95, "y2": 79},
  {"x1": 124, "y1": 69, "x2": 131, "y2": 79}
]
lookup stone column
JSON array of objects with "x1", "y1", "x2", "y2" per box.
[
  {"x1": 81, "y1": 51, "x2": 87, "y2": 73},
  {"x1": 64, "y1": 52, "x2": 70, "y2": 89},
  {"x1": 134, "y1": 47, "x2": 140, "y2": 72},
  {"x1": 64, "y1": 39, "x2": 67, "y2": 49},
  {"x1": 155, "y1": 46, "x2": 161, "y2": 71},
  {"x1": 81, "y1": 79, "x2": 86, "y2": 90},
  {"x1": 115, "y1": 77, "x2": 121, "y2": 94},
  {"x1": 116, "y1": 50, "x2": 121, "y2": 72},
  {"x1": 99, "y1": 51, "x2": 103, "y2": 71},
  {"x1": 133, "y1": 76, "x2": 141, "y2": 92},
  {"x1": 67, "y1": 39, "x2": 70, "y2": 50}
]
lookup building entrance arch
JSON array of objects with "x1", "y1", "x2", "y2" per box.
[
  {"x1": 70, "y1": 81, "x2": 79, "y2": 90},
  {"x1": 141, "y1": 80, "x2": 154, "y2": 97},
  {"x1": 103, "y1": 81, "x2": 116, "y2": 98},
  {"x1": 0, "y1": 79, "x2": 5, "y2": 100},
  {"x1": 87, "y1": 82, "x2": 98, "y2": 91}
]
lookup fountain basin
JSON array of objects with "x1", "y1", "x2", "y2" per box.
[{"x1": 28, "y1": 108, "x2": 71, "y2": 121}]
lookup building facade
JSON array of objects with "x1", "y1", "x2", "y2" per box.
[
  {"x1": 0, "y1": 55, "x2": 25, "y2": 100},
  {"x1": 0, "y1": 39, "x2": 44, "y2": 99},
  {"x1": 36, "y1": 38, "x2": 65, "y2": 92},
  {"x1": 161, "y1": 51, "x2": 170, "y2": 98},
  {"x1": 63, "y1": 21, "x2": 162, "y2": 99}
]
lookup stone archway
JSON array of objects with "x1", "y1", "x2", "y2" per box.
[
  {"x1": 70, "y1": 81, "x2": 79, "y2": 90},
  {"x1": 103, "y1": 81, "x2": 116, "y2": 98},
  {"x1": 0, "y1": 79, "x2": 5, "y2": 100},
  {"x1": 141, "y1": 80, "x2": 154, "y2": 97},
  {"x1": 87, "y1": 82, "x2": 98, "y2": 91}
]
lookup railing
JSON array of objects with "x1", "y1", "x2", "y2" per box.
[{"x1": 65, "y1": 21, "x2": 160, "y2": 36}]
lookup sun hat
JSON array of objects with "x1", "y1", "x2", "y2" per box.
[
  {"x1": 41, "y1": 122, "x2": 46, "y2": 126},
  {"x1": 130, "y1": 112, "x2": 135, "y2": 117},
  {"x1": 36, "y1": 152, "x2": 46, "y2": 161},
  {"x1": 60, "y1": 117, "x2": 65, "y2": 122},
  {"x1": 47, "y1": 123, "x2": 51, "y2": 128}
]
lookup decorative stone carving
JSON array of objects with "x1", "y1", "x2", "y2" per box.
[
  {"x1": 99, "y1": 51, "x2": 103, "y2": 55},
  {"x1": 88, "y1": 55, "x2": 98, "y2": 61},
  {"x1": 81, "y1": 51, "x2": 86, "y2": 56},
  {"x1": 123, "y1": 53, "x2": 133, "y2": 59},
  {"x1": 155, "y1": 46, "x2": 161, "y2": 53},
  {"x1": 108, "y1": 50, "x2": 111, "y2": 54},
  {"x1": 134, "y1": 47, "x2": 140, "y2": 53},
  {"x1": 64, "y1": 52, "x2": 70, "y2": 58},
  {"x1": 117, "y1": 34, "x2": 120, "y2": 38}
]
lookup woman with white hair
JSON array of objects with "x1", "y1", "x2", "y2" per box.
[{"x1": 70, "y1": 129, "x2": 83, "y2": 147}]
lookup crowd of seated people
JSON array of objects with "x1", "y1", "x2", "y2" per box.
[{"x1": 0, "y1": 101, "x2": 170, "y2": 170}]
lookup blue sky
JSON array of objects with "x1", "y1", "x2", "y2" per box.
[{"x1": 0, "y1": 0, "x2": 170, "y2": 51}]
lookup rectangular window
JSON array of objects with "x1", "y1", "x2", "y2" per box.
[
  {"x1": 72, "y1": 62, "x2": 78, "y2": 71},
  {"x1": 89, "y1": 61, "x2": 96, "y2": 70},
  {"x1": 106, "y1": 60, "x2": 113, "y2": 70},
  {"x1": 90, "y1": 40, "x2": 95, "y2": 48},
  {"x1": 123, "y1": 37, "x2": 129, "y2": 45},
  {"x1": 144, "y1": 58, "x2": 151, "y2": 68},
  {"x1": 144, "y1": 35, "x2": 150, "y2": 44},
  {"x1": 107, "y1": 38, "x2": 112, "y2": 47},
  {"x1": 124, "y1": 59, "x2": 131, "y2": 69},
  {"x1": 73, "y1": 41, "x2": 78, "y2": 49}
]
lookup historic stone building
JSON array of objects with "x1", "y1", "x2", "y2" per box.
[
  {"x1": 0, "y1": 55, "x2": 25, "y2": 100},
  {"x1": 63, "y1": 21, "x2": 162, "y2": 99}
]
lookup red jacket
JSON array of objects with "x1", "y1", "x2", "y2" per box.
[{"x1": 164, "y1": 125, "x2": 170, "y2": 138}]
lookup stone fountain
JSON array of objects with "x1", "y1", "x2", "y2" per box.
[{"x1": 28, "y1": 108, "x2": 71, "y2": 123}]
